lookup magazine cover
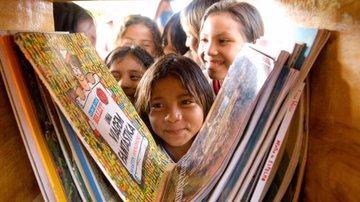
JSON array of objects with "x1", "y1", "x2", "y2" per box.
[{"x1": 14, "y1": 32, "x2": 170, "y2": 201}]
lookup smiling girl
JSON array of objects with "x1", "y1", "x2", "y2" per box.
[
  {"x1": 105, "y1": 45, "x2": 154, "y2": 103},
  {"x1": 115, "y1": 14, "x2": 163, "y2": 58},
  {"x1": 135, "y1": 54, "x2": 214, "y2": 162},
  {"x1": 198, "y1": 1, "x2": 264, "y2": 95}
]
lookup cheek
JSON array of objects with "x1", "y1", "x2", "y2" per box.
[
  {"x1": 190, "y1": 38, "x2": 198, "y2": 52},
  {"x1": 148, "y1": 112, "x2": 163, "y2": 132},
  {"x1": 197, "y1": 44, "x2": 205, "y2": 63},
  {"x1": 128, "y1": 80, "x2": 138, "y2": 88},
  {"x1": 145, "y1": 46, "x2": 157, "y2": 57},
  {"x1": 187, "y1": 107, "x2": 205, "y2": 131}
]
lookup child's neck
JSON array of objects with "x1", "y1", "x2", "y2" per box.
[{"x1": 164, "y1": 142, "x2": 192, "y2": 162}]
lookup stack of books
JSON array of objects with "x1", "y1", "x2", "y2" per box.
[{"x1": 0, "y1": 28, "x2": 330, "y2": 201}]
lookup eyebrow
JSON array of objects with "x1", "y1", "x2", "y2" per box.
[
  {"x1": 123, "y1": 36, "x2": 153, "y2": 43},
  {"x1": 151, "y1": 92, "x2": 191, "y2": 101},
  {"x1": 215, "y1": 31, "x2": 236, "y2": 37},
  {"x1": 122, "y1": 37, "x2": 134, "y2": 41},
  {"x1": 140, "y1": 39, "x2": 154, "y2": 44},
  {"x1": 110, "y1": 70, "x2": 120, "y2": 75},
  {"x1": 128, "y1": 69, "x2": 145, "y2": 74}
]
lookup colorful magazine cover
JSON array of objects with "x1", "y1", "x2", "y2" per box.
[{"x1": 14, "y1": 32, "x2": 170, "y2": 202}]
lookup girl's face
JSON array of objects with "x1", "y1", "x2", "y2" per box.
[
  {"x1": 182, "y1": 22, "x2": 198, "y2": 53},
  {"x1": 198, "y1": 12, "x2": 247, "y2": 81},
  {"x1": 119, "y1": 24, "x2": 157, "y2": 57},
  {"x1": 149, "y1": 75, "x2": 204, "y2": 155},
  {"x1": 109, "y1": 55, "x2": 146, "y2": 101},
  {"x1": 182, "y1": 22, "x2": 200, "y2": 63}
]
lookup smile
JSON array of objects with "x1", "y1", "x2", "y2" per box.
[
  {"x1": 123, "y1": 89, "x2": 135, "y2": 96},
  {"x1": 164, "y1": 128, "x2": 185, "y2": 135},
  {"x1": 207, "y1": 60, "x2": 223, "y2": 69}
]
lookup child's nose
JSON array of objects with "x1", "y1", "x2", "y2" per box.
[
  {"x1": 164, "y1": 106, "x2": 181, "y2": 123},
  {"x1": 118, "y1": 78, "x2": 131, "y2": 89},
  {"x1": 206, "y1": 41, "x2": 218, "y2": 56}
]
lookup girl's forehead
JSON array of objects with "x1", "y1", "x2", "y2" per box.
[
  {"x1": 202, "y1": 12, "x2": 243, "y2": 33},
  {"x1": 153, "y1": 75, "x2": 182, "y2": 87},
  {"x1": 114, "y1": 55, "x2": 144, "y2": 67},
  {"x1": 127, "y1": 23, "x2": 150, "y2": 31},
  {"x1": 207, "y1": 11, "x2": 233, "y2": 21}
]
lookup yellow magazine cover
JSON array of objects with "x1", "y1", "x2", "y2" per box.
[{"x1": 14, "y1": 32, "x2": 170, "y2": 202}]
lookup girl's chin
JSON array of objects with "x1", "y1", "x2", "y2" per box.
[{"x1": 208, "y1": 69, "x2": 226, "y2": 81}]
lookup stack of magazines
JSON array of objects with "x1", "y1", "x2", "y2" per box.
[{"x1": 0, "y1": 28, "x2": 330, "y2": 201}]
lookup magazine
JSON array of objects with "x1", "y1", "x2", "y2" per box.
[{"x1": 1, "y1": 28, "x2": 330, "y2": 201}]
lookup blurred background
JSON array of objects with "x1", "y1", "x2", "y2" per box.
[{"x1": 74, "y1": 0, "x2": 192, "y2": 59}]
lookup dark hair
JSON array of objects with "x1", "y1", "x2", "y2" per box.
[
  {"x1": 53, "y1": 2, "x2": 95, "y2": 33},
  {"x1": 116, "y1": 15, "x2": 163, "y2": 57},
  {"x1": 162, "y1": 12, "x2": 189, "y2": 55},
  {"x1": 104, "y1": 45, "x2": 154, "y2": 69},
  {"x1": 201, "y1": 1, "x2": 264, "y2": 42},
  {"x1": 135, "y1": 54, "x2": 214, "y2": 118}
]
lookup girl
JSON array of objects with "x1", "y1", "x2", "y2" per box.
[
  {"x1": 180, "y1": 0, "x2": 221, "y2": 64},
  {"x1": 135, "y1": 54, "x2": 215, "y2": 162},
  {"x1": 115, "y1": 14, "x2": 163, "y2": 58},
  {"x1": 162, "y1": 12, "x2": 189, "y2": 55},
  {"x1": 105, "y1": 45, "x2": 154, "y2": 103},
  {"x1": 198, "y1": 1, "x2": 264, "y2": 94}
]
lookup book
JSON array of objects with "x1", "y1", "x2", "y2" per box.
[
  {"x1": 56, "y1": 103, "x2": 104, "y2": 202},
  {"x1": 13, "y1": 32, "x2": 171, "y2": 202},
  {"x1": 249, "y1": 82, "x2": 305, "y2": 202},
  {"x1": 267, "y1": 90, "x2": 305, "y2": 202},
  {"x1": 157, "y1": 44, "x2": 279, "y2": 201},
  {"x1": 240, "y1": 148, "x2": 271, "y2": 202},
  {"x1": 213, "y1": 59, "x2": 296, "y2": 202},
  {"x1": 0, "y1": 28, "x2": 329, "y2": 201},
  {"x1": 263, "y1": 109, "x2": 304, "y2": 201},
  {"x1": 289, "y1": 80, "x2": 310, "y2": 202},
  {"x1": 16, "y1": 42, "x2": 82, "y2": 202},
  {"x1": 41, "y1": 89, "x2": 93, "y2": 202},
  {"x1": 37, "y1": 72, "x2": 121, "y2": 202},
  {"x1": 0, "y1": 35, "x2": 67, "y2": 202},
  {"x1": 246, "y1": 28, "x2": 330, "y2": 201},
  {"x1": 57, "y1": 108, "x2": 120, "y2": 202},
  {"x1": 276, "y1": 81, "x2": 310, "y2": 202},
  {"x1": 233, "y1": 71, "x2": 301, "y2": 201},
  {"x1": 208, "y1": 51, "x2": 288, "y2": 201}
]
